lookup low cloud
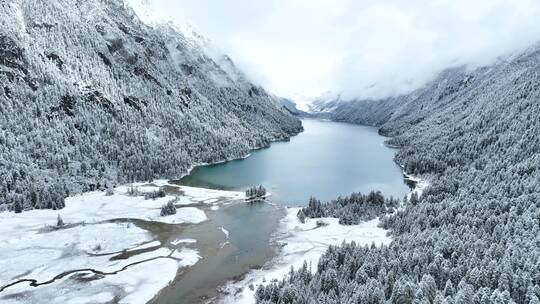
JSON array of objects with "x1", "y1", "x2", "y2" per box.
[{"x1": 131, "y1": 0, "x2": 540, "y2": 101}]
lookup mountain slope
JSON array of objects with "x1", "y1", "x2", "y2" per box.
[
  {"x1": 259, "y1": 46, "x2": 540, "y2": 302},
  {"x1": 0, "y1": 0, "x2": 302, "y2": 211}
]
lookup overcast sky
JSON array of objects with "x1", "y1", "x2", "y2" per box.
[{"x1": 131, "y1": 0, "x2": 540, "y2": 103}]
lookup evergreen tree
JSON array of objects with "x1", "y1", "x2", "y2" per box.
[
  {"x1": 57, "y1": 214, "x2": 64, "y2": 227},
  {"x1": 160, "y1": 199, "x2": 177, "y2": 216},
  {"x1": 0, "y1": 0, "x2": 302, "y2": 213}
]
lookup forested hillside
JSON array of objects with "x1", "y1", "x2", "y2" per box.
[
  {"x1": 297, "y1": 191, "x2": 399, "y2": 225},
  {"x1": 0, "y1": 0, "x2": 302, "y2": 211},
  {"x1": 258, "y1": 46, "x2": 540, "y2": 302}
]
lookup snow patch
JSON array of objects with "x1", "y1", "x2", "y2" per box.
[
  {"x1": 171, "y1": 238, "x2": 197, "y2": 246},
  {"x1": 14, "y1": 4, "x2": 26, "y2": 33},
  {"x1": 0, "y1": 224, "x2": 201, "y2": 304},
  {"x1": 402, "y1": 171, "x2": 430, "y2": 199},
  {"x1": 219, "y1": 226, "x2": 230, "y2": 239},
  {"x1": 170, "y1": 248, "x2": 201, "y2": 265},
  {"x1": 0, "y1": 181, "x2": 243, "y2": 304},
  {"x1": 220, "y1": 208, "x2": 391, "y2": 304}
]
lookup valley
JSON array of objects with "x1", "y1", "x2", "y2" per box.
[
  {"x1": 0, "y1": 119, "x2": 412, "y2": 304},
  {"x1": 2, "y1": 0, "x2": 540, "y2": 303}
]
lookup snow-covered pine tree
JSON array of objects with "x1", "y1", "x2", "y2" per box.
[
  {"x1": 257, "y1": 43, "x2": 540, "y2": 303},
  {"x1": 0, "y1": 0, "x2": 303, "y2": 212}
]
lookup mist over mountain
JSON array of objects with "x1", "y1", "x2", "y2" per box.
[
  {"x1": 259, "y1": 37, "x2": 540, "y2": 304},
  {"x1": 136, "y1": 0, "x2": 540, "y2": 102},
  {"x1": 310, "y1": 44, "x2": 540, "y2": 127},
  {"x1": 3, "y1": 1, "x2": 540, "y2": 303}
]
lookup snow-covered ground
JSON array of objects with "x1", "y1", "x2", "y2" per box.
[
  {"x1": 0, "y1": 181, "x2": 244, "y2": 304},
  {"x1": 404, "y1": 172, "x2": 430, "y2": 198},
  {"x1": 220, "y1": 208, "x2": 392, "y2": 304},
  {"x1": 0, "y1": 176, "x2": 429, "y2": 304},
  {"x1": 220, "y1": 175, "x2": 430, "y2": 304}
]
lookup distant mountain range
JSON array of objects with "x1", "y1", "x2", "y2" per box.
[{"x1": 308, "y1": 47, "x2": 540, "y2": 130}]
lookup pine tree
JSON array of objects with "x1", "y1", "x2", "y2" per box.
[
  {"x1": 57, "y1": 214, "x2": 64, "y2": 227},
  {"x1": 160, "y1": 198, "x2": 177, "y2": 216},
  {"x1": 13, "y1": 200, "x2": 22, "y2": 213}
]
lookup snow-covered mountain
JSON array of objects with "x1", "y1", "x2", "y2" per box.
[
  {"x1": 308, "y1": 51, "x2": 539, "y2": 130},
  {"x1": 310, "y1": 47, "x2": 540, "y2": 176},
  {"x1": 277, "y1": 97, "x2": 304, "y2": 116},
  {"x1": 262, "y1": 43, "x2": 540, "y2": 304},
  {"x1": 0, "y1": 0, "x2": 302, "y2": 211}
]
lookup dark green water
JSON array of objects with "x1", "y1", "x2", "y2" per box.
[
  {"x1": 147, "y1": 203, "x2": 282, "y2": 304},
  {"x1": 180, "y1": 119, "x2": 409, "y2": 206},
  {"x1": 150, "y1": 118, "x2": 410, "y2": 303}
]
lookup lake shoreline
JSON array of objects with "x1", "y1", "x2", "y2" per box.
[
  {"x1": 0, "y1": 119, "x2": 417, "y2": 304},
  {"x1": 178, "y1": 119, "x2": 410, "y2": 205},
  {"x1": 176, "y1": 124, "x2": 305, "y2": 183},
  {"x1": 217, "y1": 169, "x2": 429, "y2": 304}
]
